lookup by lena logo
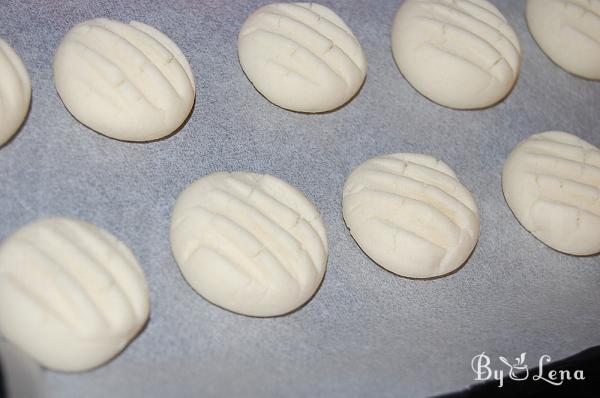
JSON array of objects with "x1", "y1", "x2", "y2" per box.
[{"x1": 471, "y1": 352, "x2": 585, "y2": 388}]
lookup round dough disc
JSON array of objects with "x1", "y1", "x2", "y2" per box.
[
  {"x1": 0, "y1": 37, "x2": 31, "y2": 146},
  {"x1": 526, "y1": 0, "x2": 600, "y2": 80},
  {"x1": 171, "y1": 172, "x2": 328, "y2": 317},
  {"x1": 0, "y1": 218, "x2": 150, "y2": 372},
  {"x1": 53, "y1": 18, "x2": 195, "y2": 141},
  {"x1": 238, "y1": 2, "x2": 367, "y2": 113},
  {"x1": 503, "y1": 131, "x2": 600, "y2": 255},
  {"x1": 391, "y1": 0, "x2": 521, "y2": 109},
  {"x1": 343, "y1": 153, "x2": 480, "y2": 278}
]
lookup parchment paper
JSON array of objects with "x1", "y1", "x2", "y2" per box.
[{"x1": 1, "y1": 0, "x2": 599, "y2": 397}]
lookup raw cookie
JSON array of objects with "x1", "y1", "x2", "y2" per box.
[
  {"x1": 238, "y1": 2, "x2": 367, "y2": 112},
  {"x1": 0, "y1": 37, "x2": 31, "y2": 146},
  {"x1": 0, "y1": 218, "x2": 150, "y2": 372},
  {"x1": 503, "y1": 131, "x2": 600, "y2": 255},
  {"x1": 391, "y1": 0, "x2": 521, "y2": 109},
  {"x1": 171, "y1": 172, "x2": 328, "y2": 316},
  {"x1": 343, "y1": 153, "x2": 480, "y2": 278},
  {"x1": 527, "y1": 0, "x2": 600, "y2": 80},
  {"x1": 53, "y1": 18, "x2": 195, "y2": 141}
]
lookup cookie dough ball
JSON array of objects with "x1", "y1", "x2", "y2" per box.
[
  {"x1": 343, "y1": 153, "x2": 480, "y2": 278},
  {"x1": 54, "y1": 18, "x2": 195, "y2": 141},
  {"x1": 0, "y1": 37, "x2": 31, "y2": 146},
  {"x1": 391, "y1": 0, "x2": 521, "y2": 109},
  {"x1": 503, "y1": 131, "x2": 600, "y2": 255},
  {"x1": 0, "y1": 218, "x2": 150, "y2": 372},
  {"x1": 238, "y1": 3, "x2": 367, "y2": 112},
  {"x1": 171, "y1": 172, "x2": 328, "y2": 316},
  {"x1": 527, "y1": 0, "x2": 600, "y2": 79}
]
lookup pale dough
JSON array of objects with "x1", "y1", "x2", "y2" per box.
[
  {"x1": 53, "y1": 18, "x2": 195, "y2": 141},
  {"x1": 171, "y1": 172, "x2": 328, "y2": 317},
  {"x1": 0, "y1": 37, "x2": 31, "y2": 146},
  {"x1": 503, "y1": 131, "x2": 600, "y2": 255},
  {"x1": 238, "y1": 2, "x2": 367, "y2": 113},
  {"x1": 343, "y1": 153, "x2": 480, "y2": 278},
  {"x1": 527, "y1": 0, "x2": 600, "y2": 80},
  {"x1": 391, "y1": 0, "x2": 521, "y2": 109},
  {"x1": 0, "y1": 218, "x2": 150, "y2": 372}
]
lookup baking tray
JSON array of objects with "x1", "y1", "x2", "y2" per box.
[{"x1": 1, "y1": 0, "x2": 599, "y2": 397}]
